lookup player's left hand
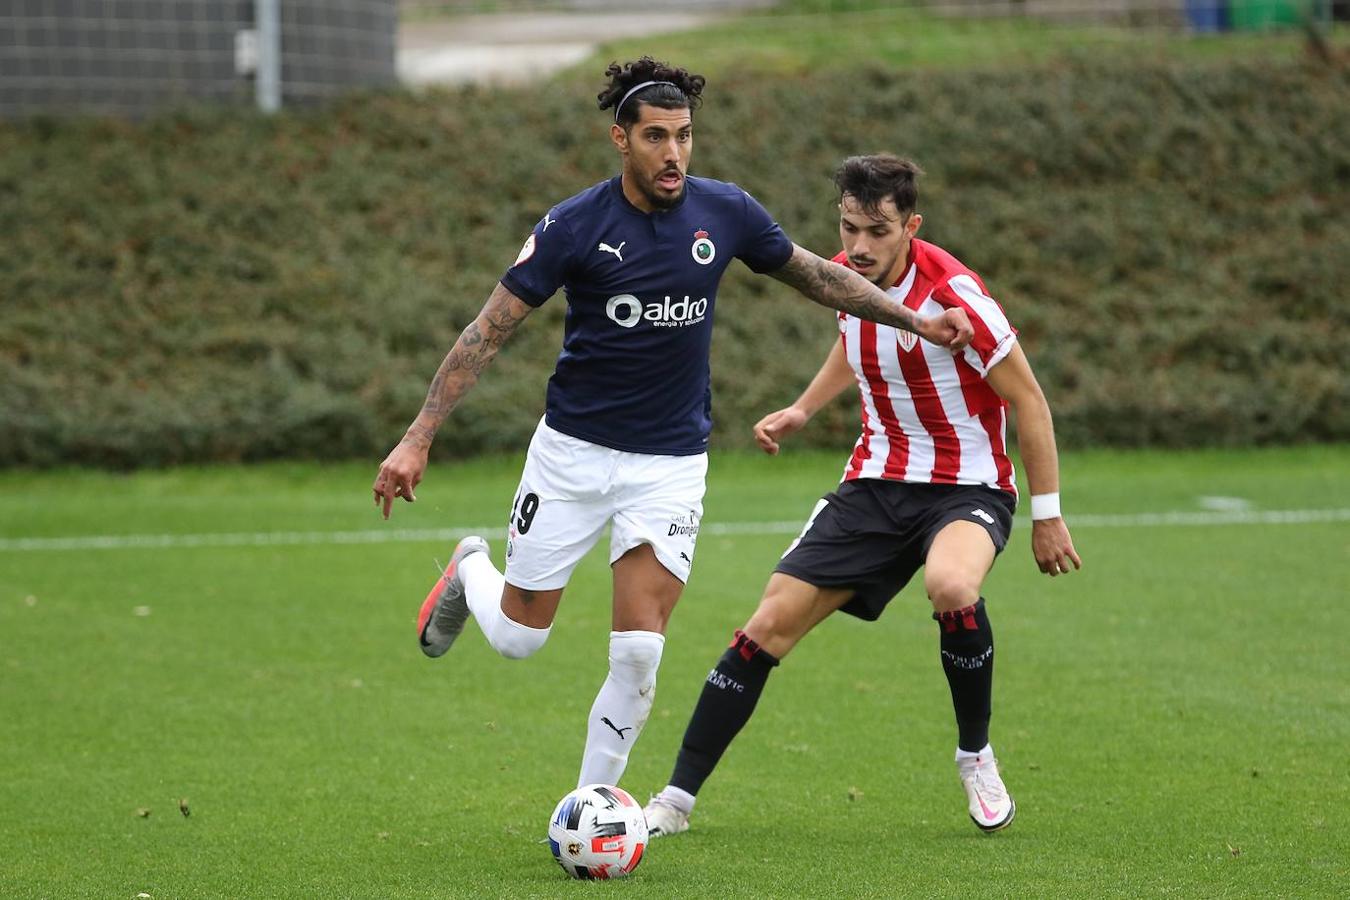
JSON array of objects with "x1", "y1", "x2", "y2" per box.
[
  {"x1": 1031, "y1": 518, "x2": 1082, "y2": 577},
  {"x1": 918, "y1": 307, "x2": 974, "y2": 351}
]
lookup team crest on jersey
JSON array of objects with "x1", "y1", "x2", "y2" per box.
[
  {"x1": 513, "y1": 233, "x2": 536, "y2": 267},
  {"x1": 897, "y1": 330, "x2": 918, "y2": 353},
  {"x1": 691, "y1": 229, "x2": 716, "y2": 266}
]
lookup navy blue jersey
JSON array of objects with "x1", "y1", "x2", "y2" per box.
[{"x1": 500, "y1": 175, "x2": 794, "y2": 455}]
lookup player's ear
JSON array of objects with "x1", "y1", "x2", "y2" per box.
[
  {"x1": 907, "y1": 213, "x2": 923, "y2": 238},
  {"x1": 610, "y1": 123, "x2": 629, "y2": 154}
]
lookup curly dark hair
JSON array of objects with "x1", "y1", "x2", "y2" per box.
[
  {"x1": 596, "y1": 56, "x2": 706, "y2": 129},
  {"x1": 834, "y1": 154, "x2": 925, "y2": 219}
]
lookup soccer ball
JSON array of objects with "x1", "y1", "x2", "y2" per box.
[{"x1": 547, "y1": 783, "x2": 648, "y2": 880}]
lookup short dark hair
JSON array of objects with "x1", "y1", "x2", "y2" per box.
[
  {"x1": 834, "y1": 154, "x2": 924, "y2": 219},
  {"x1": 596, "y1": 56, "x2": 705, "y2": 130}
]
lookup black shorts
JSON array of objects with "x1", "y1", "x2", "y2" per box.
[{"x1": 774, "y1": 479, "x2": 1016, "y2": 622}]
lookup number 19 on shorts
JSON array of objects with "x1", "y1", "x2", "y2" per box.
[{"x1": 511, "y1": 490, "x2": 541, "y2": 534}]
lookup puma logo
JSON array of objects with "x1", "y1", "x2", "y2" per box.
[
  {"x1": 600, "y1": 716, "x2": 632, "y2": 740},
  {"x1": 598, "y1": 241, "x2": 626, "y2": 262},
  {"x1": 679, "y1": 552, "x2": 692, "y2": 564}
]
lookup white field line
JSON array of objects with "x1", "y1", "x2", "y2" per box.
[{"x1": 1, "y1": 508, "x2": 1348, "y2": 553}]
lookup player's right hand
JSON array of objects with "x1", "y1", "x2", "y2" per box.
[
  {"x1": 753, "y1": 406, "x2": 809, "y2": 455},
  {"x1": 372, "y1": 440, "x2": 428, "y2": 520},
  {"x1": 918, "y1": 306, "x2": 974, "y2": 352}
]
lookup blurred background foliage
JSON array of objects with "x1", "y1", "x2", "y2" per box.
[{"x1": 2, "y1": 50, "x2": 1347, "y2": 466}]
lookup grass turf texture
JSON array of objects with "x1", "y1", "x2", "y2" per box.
[{"x1": 2, "y1": 446, "x2": 1347, "y2": 897}]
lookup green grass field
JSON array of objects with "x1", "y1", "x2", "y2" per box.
[
  {"x1": 407, "y1": 0, "x2": 1350, "y2": 82},
  {"x1": 3, "y1": 446, "x2": 1348, "y2": 898},
  {"x1": 566, "y1": 1, "x2": 1349, "y2": 80}
]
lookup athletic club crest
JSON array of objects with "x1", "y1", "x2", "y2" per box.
[
  {"x1": 897, "y1": 330, "x2": 918, "y2": 353},
  {"x1": 691, "y1": 229, "x2": 716, "y2": 265}
]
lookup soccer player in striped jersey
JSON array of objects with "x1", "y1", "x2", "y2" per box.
[
  {"x1": 371, "y1": 63, "x2": 974, "y2": 797},
  {"x1": 645, "y1": 154, "x2": 1082, "y2": 837}
]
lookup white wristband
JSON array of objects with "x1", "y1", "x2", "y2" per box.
[{"x1": 1030, "y1": 492, "x2": 1061, "y2": 521}]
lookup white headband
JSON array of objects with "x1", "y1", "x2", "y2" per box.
[{"x1": 614, "y1": 80, "x2": 680, "y2": 123}]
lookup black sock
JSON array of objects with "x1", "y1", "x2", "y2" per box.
[
  {"x1": 934, "y1": 598, "x2": 994, "y2": 753},
  {"x1": 668, "y1": 630, "x2": 779, "y2": 796}
]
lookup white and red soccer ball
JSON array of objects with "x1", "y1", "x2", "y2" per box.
[{"x1": 547, "y1": 784, "x2": 647, "y2": 880}]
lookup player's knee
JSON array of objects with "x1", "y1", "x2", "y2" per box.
[
  {"x1": 925, "y1": 571, "x2": 980, "y2": 612},
  {"x1": 490, "y1": 615, "x2": 551, "y2": 659},
  {"x1": 608, "y1": 630, "x2": 665, "y2": 691},
  {"x1": 743, "y1": 587, "x2": 804, "y2": 648},
  {"x1": 743, "y1": 607, "x2": 789, "y2": 646}
]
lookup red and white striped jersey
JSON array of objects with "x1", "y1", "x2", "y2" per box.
[{"x1": 835, "y1": 239, "x2": 1018, "y2": 495}]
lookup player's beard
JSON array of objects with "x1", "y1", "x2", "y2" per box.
[
  {"x1": 848, "y1": 257, "x2": 885, "y2": 287},
  {"x1": 857, "y1": 250, "x2": 903, "y2": 287},
  {"x1": 642, "y1": 168, "x2": 685, "y2": 210}
]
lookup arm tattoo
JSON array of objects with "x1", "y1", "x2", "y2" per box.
[
  {"x1": 401, "y1": 284, "x2": 533, "y2": 449},
  {"x1": 769, "y1": 245, "x2": 921, "y2": 334}
]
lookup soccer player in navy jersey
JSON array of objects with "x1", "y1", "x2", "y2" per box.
[
  {"x1": 643, "y1": 155, "x2": 1082, "y2": 837},
  {"x1": 371, "y1": 59, "x2": 973, "y2": 792}
]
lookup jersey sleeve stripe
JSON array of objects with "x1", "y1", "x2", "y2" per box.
[
  {"x1": 947, "y1": 274, "x2": 1013, "y2": 336},
  {"x1": 966, "y1": 332, "x2": 1018, "y2": 378},
  {"x1": 933, "y1": 280, "x2": 1006, "y2": 370}
]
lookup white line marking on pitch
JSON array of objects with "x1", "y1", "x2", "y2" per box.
[
  {"x1": 1197, "y1": 495, "x2": 1253, "y2": 512},
  {"x1": 1, "y1": 508, "x2": 1348, "y2": 552}
]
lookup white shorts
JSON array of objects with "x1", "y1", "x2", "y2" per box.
[{"x1": 503, "y1": 418, "x2": 707, "y2": 591}]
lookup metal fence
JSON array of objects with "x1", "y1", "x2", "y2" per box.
[{"x1": 0, "y1": 0, "x2": 397, "y2": 119}]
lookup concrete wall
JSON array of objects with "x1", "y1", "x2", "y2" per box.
[{"x1": 0, "y1": 0, "x2": 397, "y2": 119}]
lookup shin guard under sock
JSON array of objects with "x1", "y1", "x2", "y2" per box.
[
  {"x1": 934, "y1": 598, "x2": 994, "y2": 753},
  {"x1": 668, "y1": 630, "x2": 779, "y2": 797},
  {"x1": 577, "y1": 630, "x2": 665, "y2": 788}
]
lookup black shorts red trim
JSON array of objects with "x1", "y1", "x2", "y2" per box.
[{"x1": 773, "y1": 479, "x2": 1016, "y2": 622}]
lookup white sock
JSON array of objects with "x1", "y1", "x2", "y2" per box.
[
  {"x1": 461, "y1": 552, "x2": 549, "y2": 659},
  {"x1": 578, "y1": 630, "x2": 665, "y2": 788},
  {"x1": 657, "y1": 785, "x2": 696, "y2": 815},
  {"x1": 956, "y1": 742, "x2": 993, "y2": 762}
]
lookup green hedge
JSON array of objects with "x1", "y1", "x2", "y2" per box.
[{"x1": 2, "y1": 58, "x2": 1346, "y2": 467}]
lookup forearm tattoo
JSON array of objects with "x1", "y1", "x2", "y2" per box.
[
  {"x1": 771, "y1": 245, "x2": 921, "y2": 334},
  {"x1": 401, "y1": 285, "x2": 531, "y2": 449}
]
